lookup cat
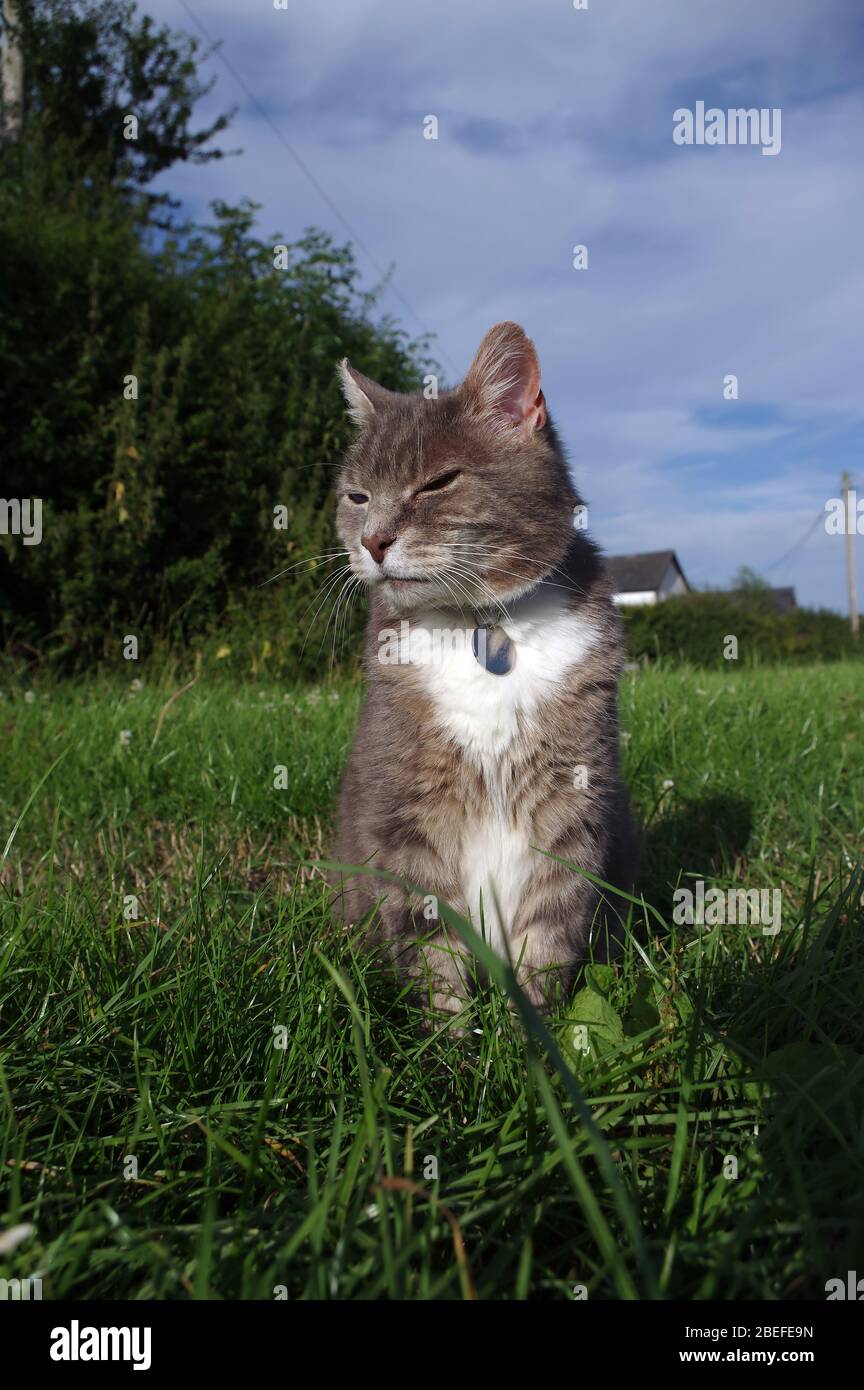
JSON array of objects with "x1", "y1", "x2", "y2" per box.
[{"x1": 330, "y1": 321, "x2": 638, "y2": 1019}]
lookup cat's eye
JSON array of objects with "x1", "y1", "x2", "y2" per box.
[
  {"x1": 346, "y1": 492, "x2": 369, "y2": 505},
  {"x1": 417, "y1": 469, "x2": 461, "y2": 495}
]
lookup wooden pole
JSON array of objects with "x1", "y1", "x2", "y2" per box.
[
  {"x1": 1, "y1": 0, "x2": 23, "y2": 140},
  {"x1": 843, "y1": 471, "x2": 859, "y2": 638}
]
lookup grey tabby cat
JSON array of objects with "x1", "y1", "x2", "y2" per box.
[{"x1": 330, "y1": 322, "x2": 638, "y2": 1018}]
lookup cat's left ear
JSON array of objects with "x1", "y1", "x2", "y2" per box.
[
  {"x1": 337, "y1": 359, "x2": 399, "y2": 426},
  {"x1": 461, "y1": 322, "x2": 547, "y2": 432}
]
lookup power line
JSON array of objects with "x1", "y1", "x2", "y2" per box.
[
  {"x1": 764, "y1": 478, "x2": 863, "y2": 576},
  {"x1": 762, "y1": 508, "x2": 825, "y2": 574},
  {"x1": 176, "y1": 0, "x2": 459, "y2": 378}
]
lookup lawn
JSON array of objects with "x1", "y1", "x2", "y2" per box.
[{"x1": 1, "y1": 660, "x2": 862, "y2": 1299}]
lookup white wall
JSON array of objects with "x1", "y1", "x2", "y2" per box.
[
  {"x1": 611, "y1": 589, "x2": 658, "y2": 607},
  {"x1": 613, "y1": 561, "x2": 688, "y2": 606}
]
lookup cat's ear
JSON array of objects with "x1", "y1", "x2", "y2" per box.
[
  {"x1": 337, "y1": 359, "x2": 397, "y2": 426},
  {"x1": 462, "y1": 322, "x2": 547, "y2": 432}
]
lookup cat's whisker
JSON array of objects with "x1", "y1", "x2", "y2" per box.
[
  {"x1": 330, "y1": 574, "x2": 361, "y2": 668},
  {"x1": 451, "y1": 557, "x2": 572, "y2": 596},
  {"x1": 260, "y1": 550, "x2": 351, "y2": 588},
  {"x1": 341, "y1": 576, "x2": 364, "y2": 653},
  {"x1": 439, "y1": 553, "x2": 528, "y2": 615},
  {"x1": 322, "y1": 585, "x2": 345, "y2": 667},
  {"x1": 299, "y1": 564, "x2": 354, "y2": 624},
  {"x1": 440, "y1": 564, "x2": 513, "y2": 628},
  {"x1": 323, "y1": 576, "x2": 350, "y2": 666},
  {"x1": 434, "y1": 567, "x2": 476, "y2": 620},
  {"x1": 442, "y1": 561, "x2": 513, "y2": 624},
  {"x1": 442, "y1": 543, "x2": 586, "y2": 595},
  {"x1": 298, "y1": 564, "x2": 356, "y2": 659},
  {"x1": 433, "y1": 558, "x2": 480, "y2": 614},
  {"x1": 440, "y1": 568, "x2": 482, "y2": 618},
  {"x1": 449, "y1": 547, "x2": 586, "y2": 595}
]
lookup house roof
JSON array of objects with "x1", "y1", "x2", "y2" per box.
[
  {"x1": 727, "y1": 586, "x2": 797, "y2": 613},
  {"x1": 604, "y1": 550, "x2": 688, "y2": 594}
]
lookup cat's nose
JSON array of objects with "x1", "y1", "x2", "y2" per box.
[{"x1": 361, "y1": 531, "x2": 397, "y2": 565}]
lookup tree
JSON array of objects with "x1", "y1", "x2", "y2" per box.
[
  {"x1": 0, "y1": 182, "x2": 431, "y2": 671},
  {"x1": 1, "y1": 2, "x2": 23, "y2": 138},
  {"x1": 0, "y1": 0, "x2": 434, "y2": 675},
  {"x1": 730, "y1": 565, "x2": 770, "y2": 593},
  {"x1": 0, "y1": 0, "x2": 233, "y2": 216}
]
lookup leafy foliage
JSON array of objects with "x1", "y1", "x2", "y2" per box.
[
  {"x1": 0, "y1": 0, "x2": 432, "y2": 676},
  {"x1": 3, "y1": 0, "x2": 232, "y2": 212},
  {"x1": 0, "y1": 177, "x2": 430, "y2": 675},
  {"x1": 622, "y1": 593, "x2": 860, "y2": 667}
]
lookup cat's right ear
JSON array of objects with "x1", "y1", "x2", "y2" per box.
[
  {"x1": 337, "y1": 359, "x2": 397, "y2": 426},
  {"x1": 461, "y1": 322, "x2": 547, "y2": 433}
]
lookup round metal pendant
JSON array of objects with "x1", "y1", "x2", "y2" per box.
[{"x1": 472, "y1": 623, "x2": 515, "y2": 675}]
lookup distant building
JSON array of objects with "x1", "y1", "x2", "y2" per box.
[
  {"x1": 726, "y1": 586, "x2": 798, "y2": 613},
  {"x1": 606, "y1": 550, "x2": 690, "y2": 607}
]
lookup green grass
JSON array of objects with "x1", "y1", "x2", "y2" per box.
[{"x1": 1, "y1": 661, "x2": 862, "y2": 1300}]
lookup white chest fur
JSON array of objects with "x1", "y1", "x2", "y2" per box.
[
  {"x1": 403, "y1": 589, "x2": 600, "y2": 952},
  {"x1": 405, "y1": 589, "x2": 599, "y2": 760}
]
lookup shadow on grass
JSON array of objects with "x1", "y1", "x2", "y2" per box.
[{"x1": 638, "y1": 792, "x2": 754, "y2": 910}]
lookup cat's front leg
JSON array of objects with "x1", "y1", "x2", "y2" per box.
[
  {"x1": 368, "y1": 887, "x2": 473, "y2": 1026},
  {"x1": 410, "y1": 927, "x2": 474, "y2": 1022},
  {"x1": 508, "y1": 870, "x2": 610, "y2": 1012},
  {"x1": 509, "y1": 930, "x2": 572, "y2": 1012}
]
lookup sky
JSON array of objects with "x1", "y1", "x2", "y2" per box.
[{"x1": 140, "y1": 0, "x2": 864, "y2": 612}]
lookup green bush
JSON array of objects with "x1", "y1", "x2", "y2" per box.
[
  {"x1": 0, "y1": 169, "x2": 431, "y2": 676},
  {"x1": 621, "y1": 593, "x2": 861, "y2": 667}
]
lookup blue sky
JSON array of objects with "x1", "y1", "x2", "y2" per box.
[{"x1": 143, "y1": 0, "x2": 863, "y2": 611}]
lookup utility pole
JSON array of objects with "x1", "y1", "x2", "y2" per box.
[
  {"x1": 842, "y1": 471, "x2": 859, "y2": 639},
  {"x1": 1, "y1": 0, "x2": 23, "y2": 140}
]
